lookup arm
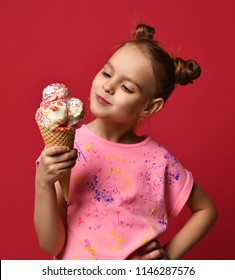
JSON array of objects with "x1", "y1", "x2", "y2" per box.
[
  {"x1": 34, "y1": 146, "x2": 77, "y2": 256},
  {"x1": 163, "y1": 182, "x2": 218, "y2": 259}
]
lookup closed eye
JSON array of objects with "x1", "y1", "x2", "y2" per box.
[
  {"x1": 122, "y1": 84, "x2": 133, "y2": 93},
  {"x1": 102, "y1": 71, "x2": 111, "y2": 78}
]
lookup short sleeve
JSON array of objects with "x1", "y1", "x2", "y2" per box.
[{"x1": 164, "y1": 152, "x2": 194, "y2": 217}]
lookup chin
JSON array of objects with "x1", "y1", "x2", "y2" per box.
[{"x1": 90, "y1": 103, "x2": 106, "y2": 118}]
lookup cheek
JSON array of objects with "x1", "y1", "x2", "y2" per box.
[
  {"x1": 90, "y1": 73, "x2": 100, "y2": 88},
  {"x1": 90, "y1": 77, "x2": 97, "y2": 91},
  {"x1": 117, "y1": 97, "x2": 144, "y2": 114},
  {"x1": 90, "y1": 79, "x2": 99, "y2": 99},
  {"x1": 90, "y1": 75, "x2": 105, "y2": 97}
]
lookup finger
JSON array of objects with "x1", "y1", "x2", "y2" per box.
[
  {"x1": 56, "y1": 157, "x2": 78, "y2": 171},
  {"x1": 138, "y1": 239, "x2": 161, "y2": 255},
  {"x1": 142, "y1": 249, "x2": 165, "y2": 260},
  {"x1": 46, "y1": 158, "x2": 77, "y2": 181},
  {"x1": 57, "y1": 149, "x2": 78, "y2": 163},
  {"x1": 45, "y1": 148, "x2": 77, "y2": 164},
  {"x1": 44, "y1": 146, "x2": 70, "y2": 156}
]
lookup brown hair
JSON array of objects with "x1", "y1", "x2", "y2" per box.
[{"x1": 121, "y1": 24, "x2": 201, "y2": 102}]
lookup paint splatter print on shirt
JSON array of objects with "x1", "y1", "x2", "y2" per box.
[{"x1": 56, "y1": 125, "x2": 193, "y2": 260}]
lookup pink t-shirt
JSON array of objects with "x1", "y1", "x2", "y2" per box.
[{"x1": 56, "y1": 124, "x2": 193, "y2": 260}]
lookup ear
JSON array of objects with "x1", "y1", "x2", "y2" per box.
[{"x1": 140, "y1": 98, "x2": 164, "y2": 117}]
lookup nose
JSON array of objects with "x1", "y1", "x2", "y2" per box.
[{"x1": 102, "y1": 81, "x2": 115, "y2": 95}]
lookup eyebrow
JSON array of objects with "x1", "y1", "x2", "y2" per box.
[{"x1": 105, "y1": 61, "x2": 143, "y2": 92}]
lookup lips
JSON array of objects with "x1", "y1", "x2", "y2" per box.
[{"x1": 96, "y1": 94, "x2": 111, "y2": 105}]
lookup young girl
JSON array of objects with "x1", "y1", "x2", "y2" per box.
[{"x1": 34, "y1": 24, "x2": 217, "y2": 260}]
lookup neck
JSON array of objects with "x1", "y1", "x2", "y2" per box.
[{"x1": 87, "y1": 118, "x2": 141, "y2": 144}]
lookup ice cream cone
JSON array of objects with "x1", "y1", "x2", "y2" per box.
[
  {"x1": 38, "y1": 124, "x2": 75, "y2": 201},
  {"x1": 35, "y1": 83, "x2": 84, "y2": 201}
]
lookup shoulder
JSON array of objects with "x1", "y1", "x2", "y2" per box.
[
  {"x1": 146, "y1": 137, "x2": 186, "y2": 172},
  {"x1": 75, "y1": 124, "x2": 86, "y2": 136},
  {"x1": 146, "y1": 137, "x2": 173, "y2": 159},
  {"x1": 74, "y1": 124, "x2": 92, "y2": 142}
]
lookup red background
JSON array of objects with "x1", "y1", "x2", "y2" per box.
[{"x1": 0, "y1": 0, "x2": 234, "y2": 260}]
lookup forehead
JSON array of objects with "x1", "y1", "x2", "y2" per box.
[{"x1": 109, "y1": 44, "x2": 156, "y2": 93}]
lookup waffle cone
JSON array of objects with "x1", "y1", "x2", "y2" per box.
[{"x1": 38, "y1": 124, "x2": 75, "y2": 201}]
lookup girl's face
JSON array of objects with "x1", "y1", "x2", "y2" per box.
[{"x1": 90, "y1": 44, "x2": 157, "y2": 126}]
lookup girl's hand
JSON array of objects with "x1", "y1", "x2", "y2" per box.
[
  {"x1": 36, "y1": 146, "x2": 78, "y2": 186},
  {"x1": 127, "y1": 239, "x2": 168, "y2": 260}
]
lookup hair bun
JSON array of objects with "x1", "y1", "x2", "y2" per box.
[
  {"x1": 133, "y1": 24, "x2": 155, "y2": 41},
  {"x1": 174, "y1": 57, "x2": 201, "y2": 85}
]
